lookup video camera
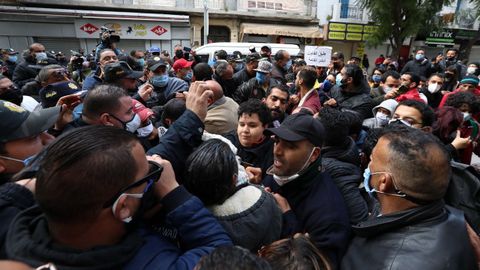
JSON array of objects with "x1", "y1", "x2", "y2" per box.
[
  {"x1": 70, "y1": 50, "x2": 85, "y2": 71},
  {"x1": 100, "y1": 26, "x2": 120, "y2": 45}
]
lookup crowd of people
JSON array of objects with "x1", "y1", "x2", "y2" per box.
[{"x1": 0, "y1": 36, "x2": 480, "y2": 270}]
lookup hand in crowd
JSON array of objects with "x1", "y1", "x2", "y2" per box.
[
  {"x1": 54, "y1": 94, "x2": 82, "y2": 130},
  {"x1": 245, "y1": 166, "x2": 262, "y2": 184},
  {"x1": 289, "y1": 94, "x2": 300, "y2": 105},
  {"x1": 16, "y1": 178, "x2": 36, "y2": 193},
  {"x1": 138, "y1": 82, "x2": 153, "y2": 101},
  {"x1": 323, "y1": 98, "x2": 337, "y2": 107},
  {"x1": 384, "y1": 89, "x2": 399, "y2": 99},
  {"x1": 265, "y1": 187, "x2": 291, "y2": 213},
  {"x1": 185, "y1": 81, "x2": 214, "y2": 122},
  {"x1": 451, "y1": 130, "x2": 471, "y2": 150},
  {"x1": 147, "y1": 154, "x2": 179, "y2": 199}
]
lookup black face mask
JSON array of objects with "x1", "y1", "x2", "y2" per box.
[
  {"x1": 175, "y1": 50, "x2": 183, "y2": 59},
  {"x1": 0, "y1": 86, "x2": 23, "y2": 105}
]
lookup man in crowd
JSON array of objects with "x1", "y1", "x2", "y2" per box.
[
  {"x1": 263, "y1": 112, "x2": 351, "y2": 267},
  {"x1": 212, "y1": 61, "x2": 237, "y2": 98},
  {"x1": 291, "y1": 66, "x2": 321, "y2": 114},
  {"x1": 233, "y1": 53, "x2": 260, "y2": 85},
  {"x1": 325, "y1": 64, "x2": 373, "y2": 120},
  {"x1": 327, "y1": 52, "x2": 345, "y2": 77},
  {"x1": 262, "y1": 84, "x2": 289, "y2": 127},
  {"x1": 145, "y1": 56, "x2": 188, "y2": 107},
  {"x1": 130, "y1": 49, "x2": 146, "y2": 69},
  {"x1": 1, "y1": 125, "x2": 232, "y2": 269},
  {"x1": 271, "y1": 50, "x2": 291, "y2": 84},
  {"x1": 420, "y1": 73, "x2": 445, "y2": 108},
  {"x1": 203, "y1": 80, "x2": 239, "y2": 135},
  {"x1": 396, "y1": 72, "x2": 426, "y2": 103},
  {"x1": 82, "y1": 48, "x2": 118, "y2": 91},
  {"x1": 370, "y1": 70, "x2": 401, "y2": 107},
  {"x1": 400, "y1": 49, "x2": 432, "y2": 80},
  {"x1": 193, "y1": 63, "x2": 213, "y2": 82},
  {"x1": 234, "y1": 60, "x2": 278, "y2": 104},
  {"x1": 13, "y1": 43, "x2": 54, "y2": 89},
  {"x1": 0, "y1": 75, "x2": 38, "y2": 111},
  {"x1": 173, "y1": 58, "x2": 194, "y2": 84},
  {"x1": 432, "y1": 48, "x2": 467, "y2": 80},
  {"x1": 260, "y1": 45, "x2": 272, "y2": 61},
  {"x1": 341, "y1": 127, "x2": 477, "y2": 269},
  {"x1": 439, "y1": 75, "x2": 480, "y2": 108},
  {"x1": 103, "y1": 61, "x2": 145, "y2": 97},
  {"x1": 0, "y1": 48, "x2": 18, "y2": 79},
  {"x1": 391, "y1": 99, "x2": 435, "y2": 132}
]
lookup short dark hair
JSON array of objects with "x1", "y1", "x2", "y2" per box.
[
  {"x1": 215, "y1": 50, "x2": 228, "y2": 60},
  {"x1": 238, "y1": 99, "x2": 272, "y2": 126},
  {"x1": 297, "y1": 66, "x2": 317, "y2": 89},
  {"x1": 259, "y1": 234, "x2": 332, "y2": 270},
  {"x1": 429, "y1": 73, "x2": 445, "y2": 80},
  {"x1": 403, "y1": 72, "x2": 420, "y2": 87},
  {"x1": 35, "y1": 126, "x2": 139, "y2": 223},
  {"x1": 215, "y1": 61, "x2": 231, "y2": 77},
  {"x1": 381, "y1": 70, "x2": 400, "y2": 83},
  {"x1": 197, "y1": 246, "x2": 271, "y2": 270},
  {"x1": 184, "y1": 139, "x2": 237, "y2": 205},
  {"x1": 397, "y1": 99, "x2": 435, "y2": 127},
  {"x1": 344, "y1": 64, "x2": 365, "y2": 86},
  {"x1": 193, "y1": 63, "x2": 213, "y2": 81},
  {"x1": 317, "y1": 107, "x2": 349, "y2": 146},
  {"x1": 161, "y1": 98, "x2": 186, "y2": 127},
  {"x1": 446, "y1": 48, "x2": 458, "y2": 55},
  {"x1": 129, "y1": 49, "x2": 143, "y2": 57},
  {"x1": 380, "y1": 126, "x2": 450, "y2": 201},
  {"x1": 266, "y1": 84, "x2": 290, "y2": 102},
  {"x1": 82, "y1": 85, "x2": 128, "y2": 119}
]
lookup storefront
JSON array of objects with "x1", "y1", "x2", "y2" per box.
[{"x1": 0, "y1": 6, "x2": 190, "y2": 56}]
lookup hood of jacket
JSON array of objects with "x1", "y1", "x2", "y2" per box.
[
  {"x1": 322, "y1": 137, "x2": 360, "y2": 166},
  {"x1": 6, "y1": 206, "x2": 144, "y2": 270}
]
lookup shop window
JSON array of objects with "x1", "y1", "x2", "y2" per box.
[
  {"x1": 257, "y1": 1, "x2": 266, "y2": 8},
  {"x1": 275, "y1": 3, "x2": 283, "y2": 10},
  {"x1": 248, "y1": 1, "x2": 256, "y2": 8}
]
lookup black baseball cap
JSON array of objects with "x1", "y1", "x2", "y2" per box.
[
  {"x1": 39, "y1": 81, "x2": 81, "y2": 108},
  {"x1": 147, "y1": 56, "x2": 167, "y2": 71},
  {"x1": 103, "y1": 61, "x2": 143, "y2": 83},
  {"x1": 0, "y1": 100, "x2": 60, "y2": 143},
  {"x1": 265, "y1": 112, "x2": 325, "y2": 146}
]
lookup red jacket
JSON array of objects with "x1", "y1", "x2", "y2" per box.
[
  {"x1": 439, "y1": 86, "x2": 480, "y2": 108},
  {"x1": 396, "y1": 88, "x2": 425, "y2": 103}
]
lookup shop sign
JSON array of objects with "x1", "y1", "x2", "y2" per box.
[{"x1": 74, "y1": 19, "x2": 171, "y2": 40}]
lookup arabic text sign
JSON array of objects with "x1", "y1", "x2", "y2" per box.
[
  {"x1": 304, "y1": 46, "x2": 332, "y2": 67},
  {"x1": 74, "y1": 19, "x2": 171, "y2": 40}
]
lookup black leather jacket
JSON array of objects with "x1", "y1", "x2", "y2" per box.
[{"x1": 341, "y1": 201, "x2": 478, "y2": 270}]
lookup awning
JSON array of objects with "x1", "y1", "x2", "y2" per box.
[{"x1": 240, "y1": 23, "x2": 323, "y2": 40}]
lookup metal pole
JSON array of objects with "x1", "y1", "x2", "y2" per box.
[{"x1": 203, "y1": 0, "x2": 209, "y2": 45}]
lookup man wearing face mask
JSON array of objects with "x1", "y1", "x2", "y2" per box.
[
  {"x1": 325, "y1": 64, "x2": 373, "y2": 120},
  {"x1": 13, "y1": 43, "x2": 56, "y2": 89},
  {"x1": 370, "y1": 70, "x2": 401, "y2": 107},
  {"x1": 0, "y1": 48, "x2": 19, "y2": 80},
  {"x1": 467, "y1": 62, "x2": 480, "y2": 78},
  {"x1": 400, "y1": 49, "x2": 432, "y2": 79},
  {"x1": 233, "y1": 60, "x2": 278, "y2": 104},
  {"x1": 213, "y1": 61, "x2": 238, "y2": 98},
  {"x1": 262, "y1": 112, "x2": 350, "y2": 268},
  {"x1": 145, "y1": 57, "x2": 188, "y2": 108},
  {"x1": 419, "y1": 73, "x2": 445, "y2": 108},
  {"x1": 0, "y1": 75, "x2": 38, "y2": 111},
  {"x1": 438, "y1": 48, "x2": 467, "y2": 81},
  {"x1": 103, "y1": 61, "x2": 145, "y2": 96},
  {"x1": 233, "y1": 53, "x2": 261, "y2": 86},
  {"x1": 341, "y1": 127, "x2": 477, "y2": 270},
  {"x1": 82, "y1": 49, "x2": 119, "y2": 91},
  {"x1": 271, "y1": 50, "x2": 291, "y2": 85},
  {"x1": 63, "y1": 85, "x2": 142, "y2": 135},
  {"x1": 173, "y1": 58, "x2": 193, "y2": 84}
]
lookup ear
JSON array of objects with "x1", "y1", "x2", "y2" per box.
[
  {"x1": 99, "y1": 113, "x2": 114, "y2": 126},
  {"x1": 377, "y1": 173, "x2": 392, "y2": 193},
  {"x1": 310, "y1": 147, "x2": 321, "y2": 163},
  {"x1": 113, "y1": 195, "x2": 133, "y2": 221},
  {"x1": 261, "y1": 97, "x2": 266, "y2": 103}
]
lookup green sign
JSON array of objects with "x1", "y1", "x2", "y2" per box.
[
  {"x1": 329, "y1": 23, "x2": 346, "y2": 32},
  {"x1": 328, "y1": 32, "x2": 346, "y2": 40},
  {"x1": 328, "y1": 22, "x2": 378, "y2": 42},
  {"x1": 347, "y1": 24, "x2": 364, "y2": 33}
]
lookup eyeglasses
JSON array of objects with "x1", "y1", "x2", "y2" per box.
[
  {"x1": 103, "y1": 161, "x2": 163, "y2": 208},
  {"x1": 0, "y1": 155, "x2": 35, "y2": 166}
]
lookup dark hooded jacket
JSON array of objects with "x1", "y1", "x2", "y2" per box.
[
  {"x1": 329, "y1": 84, "x2": 373, "y2": 120},
  {"x1": 322, "y1": 138, "x2": 368, "y2": 224}
]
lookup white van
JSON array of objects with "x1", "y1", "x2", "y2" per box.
[{"x1": 194, "y1": 42, "x2": 301, "y2": 63}]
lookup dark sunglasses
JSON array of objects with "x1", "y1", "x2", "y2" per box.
[{"x1": 103, "y1": 161, "x2": 163, "y2": 208}]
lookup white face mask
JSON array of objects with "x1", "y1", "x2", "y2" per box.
[
  {"x1": 467, "y1": 67, "x2": 477, "y2": 75},
  {"x1": 463, "y1": 112, "x2": 471, "y2": 121},
  {"x1": 427, "y1": 83, "x2": 441, "y2": 94},
  {"x1": 125, "y1": 114, "x2": 142, "y2": 133},
  {"x1": 136, "y1": 122, "x2": 154, "y2": 137},
  {"x1": 375, "y1": 111, "x2": 390, "y2": 127},
  {"x1": 383, "y1": 86, "x2": 393, "y2": 94},
  {"x1": 272, "y1": 147, "x2": 317, "y2": 186}
]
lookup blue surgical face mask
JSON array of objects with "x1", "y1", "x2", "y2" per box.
[
  {"x1": 363, "y1": 166, "x2": 376, "y2": 198},
  {"x1": 35, "y1": 52, "x2": 48, "y2": 62},
  {"x1": 256, "y1": 72, "x2": 267, "y2": 84},
  {"x1": 151, "y1": 74, "x2": 169, "y2": 88},
  {"x1": 184, "y1": 70, "x2": 193, "y2": 81},
  {"x1": 0, "y1": 154, "x2": 36, "y2": 167},
  {"x1": 372, "y1": 74, "x2": 382, "y2": 83},
  {"x1": 335, "y1": 74, "x2": 343, "y2": 86},
  {"x1": 8, "y1": 55, "x2": 18, "y2": 63},
  {"x1": 415, "y1": 54, "x2": 424, "y2": 61},
  {"x1": 137, "y1": 58, "x2": 145, "y2": 68},
  {"x1": 323, "y1": 79, "x2": 333, "y2": 92},
  {"x1": 284, "y1": 59, "x2": 292, "y2": 71}
]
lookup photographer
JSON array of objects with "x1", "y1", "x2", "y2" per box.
[
  {"x1": 94, "y1": 27, "x2": 122, "y2": 63},
  {"x1": 69, "y1": 51, "x2": 94, "y2": 86},
  {"x1": 82, "y1": 49, "x2": 118, "y2": 91}
]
